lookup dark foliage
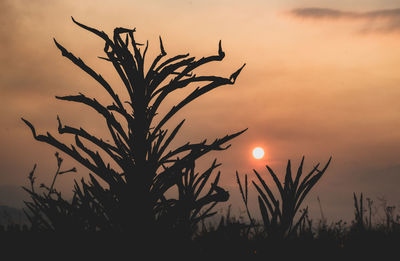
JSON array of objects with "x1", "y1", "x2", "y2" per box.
[
  {"x1": 237, "y1": 156, "x2": 332, "y2": 239},
  {"x1": 21, "y1": 18, "x2": 246, "y2": 237}
]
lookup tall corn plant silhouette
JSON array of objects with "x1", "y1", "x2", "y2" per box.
[
  {"x1": 21, "y1": 17, "x2": 246, "y2": 233},
  {"x1": 237, "y1": 156, "x2": 331, "y2": 239}
]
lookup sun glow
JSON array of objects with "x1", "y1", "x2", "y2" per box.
[{"x1": 252, "y1": 147, "x2": 265, "y2": 159}]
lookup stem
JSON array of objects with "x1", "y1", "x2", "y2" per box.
[{"x1": 48, "y1": 164, "x2": 61, "y2": 197}]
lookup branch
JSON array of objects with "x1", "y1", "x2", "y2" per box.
[
  {"x1": 145, "y1": 36, "x2": 167, "y2": 82},
  {"x1": 160, "y1": 128, "x2": 247, "y2": 165},
  {"x1": 150, "y1": 40, "x2": 227, "y2": 91},
  {"x1": 71, "y1": 17, "x2": 115, "y2": 48},
  {"x1": 53, "y1": 38, "x2": 124, "y2": 110},
  {"x1": 22, "y1": 118, "x2": 119, "y2": 185},
  {"x1": 151, "y1": 75, "x2": 238, "y2": 137},
  {"x1": 56, "y1": 93, "x2": 129, "y2": 143},
  {"x1": 57, "y1": 116, "x2": 123, "y2": 166}
]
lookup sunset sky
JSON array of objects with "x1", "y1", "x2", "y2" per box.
[{"x1": 1, "y1": 0, "x2": 400, "y2": 222}]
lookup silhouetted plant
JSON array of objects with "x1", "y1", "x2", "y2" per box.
[
  {"x1": 377, "y1": 197, "x2": 398, "y2": 232},
  {"x1": 21, "y1": 17, "x2": 245, "y2": 234},
  {"x1": 352, "y1": 192, "x2": 367, "y2": 231},
  {"x1": 296, "y1": 207, "x2": 314, "y2": 239},
  {"x1": 22, "y1": 152, "x2": 81, "y2": 231},
  {"x1": 155, "y1": 159, "x2": 230, "y2": 237},
  {"x1": 236, "y1": 171, "x2": 260, "y2": 237},
  {"x1": 237, "y1": 156, "x2": 331, "y2": 239}
]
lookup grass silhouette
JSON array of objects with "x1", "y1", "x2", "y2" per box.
[
  {"x1": 237, "y1": 156, "x2": 332, "y2": 239},
  {"x1": 1, "y1": 160, "x2": 400, "y2": 258}
]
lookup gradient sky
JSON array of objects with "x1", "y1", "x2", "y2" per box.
[{"x1": 1, "y1": 0, "x2": 400, "y2": 222}]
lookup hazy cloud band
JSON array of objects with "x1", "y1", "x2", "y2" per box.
[{"x1": 291, "y1": 7, "x2": 400, "y2": 32}]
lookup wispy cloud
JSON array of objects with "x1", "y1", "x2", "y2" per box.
[{"x1": 290, "y1": 8, "x2": 400, "y2": 33}]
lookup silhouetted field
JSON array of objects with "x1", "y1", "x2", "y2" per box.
[
  {"x1": 8, "y1": 19, "x2": 399, "y2": 260},
  {"x1": 0, "y1": 194, "x2": 399, "y2": 259}
]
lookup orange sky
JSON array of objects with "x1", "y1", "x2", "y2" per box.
[{"x1": 1, "y1": 0, "x2": 400, "y2": 222}]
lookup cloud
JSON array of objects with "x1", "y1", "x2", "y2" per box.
[{"x1": 290, "y1": 7, "x2": 400, "y2": 33}]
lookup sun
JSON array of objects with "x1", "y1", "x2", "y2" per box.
[{"x1": 252, "y1": 147, "x2": 265, "y2": 159}]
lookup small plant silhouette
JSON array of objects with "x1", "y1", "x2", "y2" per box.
[
  {"x1": 353, "y1": 192, "x2": 366, "y2": 231},
  {"x1": 237, "y1": 156, "x2": 331, "y2": 239},
  {"x1": 21, "y1": 17, "x2": 246, "y2": 235},
  {"x1": 23, "y1": 153, "x2": 81, "y2": 231}
]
